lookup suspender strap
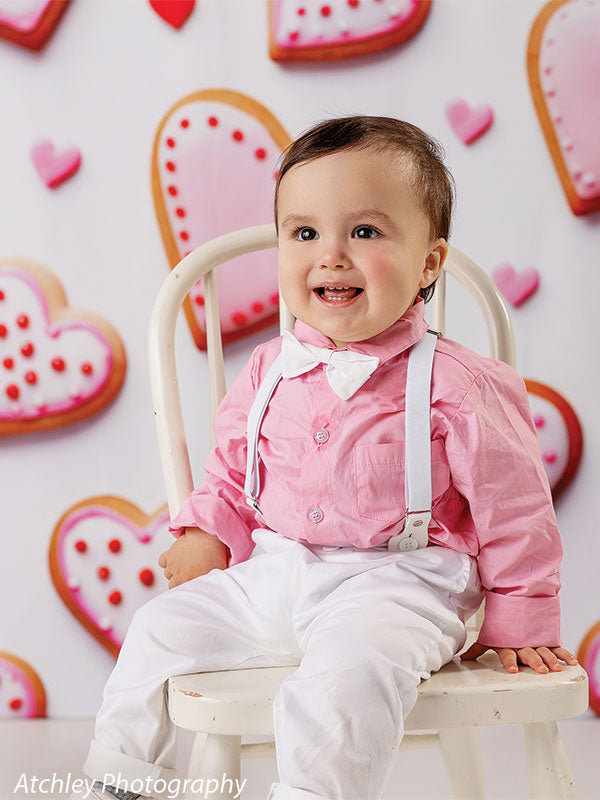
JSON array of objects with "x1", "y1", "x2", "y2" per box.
[
  {"x1": 244, "y1": 354, "x2": 283, "y2": 516},
  {"x1": 387, "y1": 329, "x2": 439, "y2": 552}
]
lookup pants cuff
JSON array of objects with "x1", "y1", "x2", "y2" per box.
[
  {"x1": 267, "y1": 782, "x2": 329, "y2": 800},
  {"x1": 83, "y1": 740, "x2": 179, "y2": 798}
]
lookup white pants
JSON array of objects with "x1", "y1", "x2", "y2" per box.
[{"x1": 83, "y1": 528, "x2": 484, "y2": 800}]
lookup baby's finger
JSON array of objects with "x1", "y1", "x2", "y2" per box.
[
  {"x1": 551, "y1": 647, "x2": 579, "y2": 665},
  {"x1": 498, "y1": 648, "x2": 519, "y2": 673},
  {"x1": 517, "y1": 647, "x2": 549, "y2": 673},
  {"x1": 536, "y1": 646, "x2": 562, "y2": 671}
]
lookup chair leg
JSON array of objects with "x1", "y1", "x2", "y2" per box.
[
  {"x1": 523, "y1": 721, "x2": 578, "y2": 800},
  {"x1": 438, "y1": 727, "x2": 485, "y2": 799},
  {"x1": 184, "y1": 732, "x2": 242, "y2": 800}
]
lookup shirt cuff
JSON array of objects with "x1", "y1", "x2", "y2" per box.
[
  {"x1": 478, "y1": 591, "x2": 562, "y2": 649},
  {"x1": 168, "y1": 494, "x2": 256, "y2": 568}
]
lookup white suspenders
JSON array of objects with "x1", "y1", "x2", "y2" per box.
[{"x1": 244, "y1": 329, "x2": 441, "y2": 553}]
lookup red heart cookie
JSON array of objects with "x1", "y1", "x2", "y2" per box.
[
  {"x1": 0, "y1": 0, "x2": 71, "y2": 51},
  {"x1": 0, "y1": 259, "x2": 126, "y2": 437},
  {"x1": 527, "y1": 0, "x2": 600, "y2": 215},
  {"x1": 152, "y1": 88, "x2": 291, "y2": 350},
  {"x1": 268, "y1": 0, "x2": 431, "y2": 62},
  {"x1": 49, "y1": 497, "x2": 171, "y2": 657},
  {"x1": 0, "y1": 651, "x2": 46, "y2": 718},
  {"x1": 577, "y1": 620, "x2": 600, "y2": 717},
  {"x1": 149, "y1": 0, "x2": 195, "y2": 29},
  {"x1": 525, "y1": 379, "x2": 583, "y2": 501}
]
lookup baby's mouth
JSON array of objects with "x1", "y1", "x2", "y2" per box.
[{"x1": 314, "y1": 287, "x2": 364, "y2": 300}]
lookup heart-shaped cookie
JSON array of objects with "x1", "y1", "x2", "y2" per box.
[
  {"x1": 268, "y1": 0, "x2": 431, "y2": 62},
  {"x1": 0, "y1": 651, "x2": 46, "y2": 717},
  {"x1": 578, "y1": 620, "x2": 600, "y2": 717},
  {"x1": 49, "y1": 497, "x2": 171, "y2": 657},
  {"x1": 152, "y1": 88, "x2": 291, "y2": 350},
  {"x1": 492, "y1": 263, "x2": 540, "y2": 306},
  {"x1": 31, "y1": 139, "x2": 82, "y2": 189},
  {"x1": 0, "y1": 259, "x2": 126, "y2": 437},
  {"x1": 445, "y1": 98, "x2": 494, "y2": 145},
  {"x1": 149, "y1": 0, "x2": 195, "y2": 29},
  {"x1": 525, "y1": 379, "x2": 583, "y2": 501},
  {"x1": 0, "y1": 0, "x2": 70, "y2": 50},
  {"x1": 527, "y1": 0, "x2": 600, "y2": 215}
]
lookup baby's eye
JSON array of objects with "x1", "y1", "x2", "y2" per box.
[
  {"x1": 292, "y1": 227, "x2": 317, "y2": 241},
  {"x1": 354, "y1": 225, "x2": 380, "y2": 239}
]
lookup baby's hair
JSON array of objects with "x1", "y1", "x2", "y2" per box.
[{"x1": 273, "y1": 115, "x2": 456, "y2": 303}]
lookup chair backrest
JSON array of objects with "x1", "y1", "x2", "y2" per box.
[{"x1": 148, "y1": 222, "x2": 516, "y2": 634}]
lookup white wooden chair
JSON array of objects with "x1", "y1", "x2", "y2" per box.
[{"x1": 148, "y1": 223, "x2": 589, "y2": 800}]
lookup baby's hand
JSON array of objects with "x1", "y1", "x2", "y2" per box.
[
  {"x1": 158, "y1": 527, "x2": 229, "y2": 589},
  {"x1": 460, "y1": 640, "x2": 579, "y2": 674}
]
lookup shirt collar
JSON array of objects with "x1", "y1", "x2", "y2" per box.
[{"x1": 292, "y1": 296, "x2": 430, "y2": 366}]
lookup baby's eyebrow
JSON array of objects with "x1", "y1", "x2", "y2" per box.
[{"x1": 280, "y1": 209, "x2": 397, "y2": 229}]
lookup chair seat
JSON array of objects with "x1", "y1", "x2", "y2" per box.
[{"x1": 167, "y1": 653, "x2": 589, "y2": 737}]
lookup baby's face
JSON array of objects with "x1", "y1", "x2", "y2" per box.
[{"x1": 276, "y1": 148, "x2": 448, "y2": 347}]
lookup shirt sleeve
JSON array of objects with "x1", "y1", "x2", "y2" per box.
[
  {"x1": 167, "y1": 344, "x2": 262, "y2": 568},
  {"x1": 443, "y1": 362, "x2": 563, "y2": 648}
]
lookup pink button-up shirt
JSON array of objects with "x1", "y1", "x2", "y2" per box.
[{"x1": 169, "y1": 296, "x2": 563, "y2": 648}]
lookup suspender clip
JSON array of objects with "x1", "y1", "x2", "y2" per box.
[{"x1": 245, "y1": 495, "x2": 264, "y2": 516}]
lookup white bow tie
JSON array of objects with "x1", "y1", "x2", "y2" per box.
[{"x1": 280, "y1": 328, "x2": 380, "y2": 400}]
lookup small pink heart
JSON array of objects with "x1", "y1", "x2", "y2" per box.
[
  {"x1": 445, "y1": 99, "x2": 494, "y2": 145},
  {"x1": 492, "y1": 263, "x2": 540, "y2": 307},
  {"x1": 30, "y1": 139, "x2": 81, "y2": 188}
]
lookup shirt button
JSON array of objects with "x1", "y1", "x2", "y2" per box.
[
  {"x1": 307, "y1": 506, "x2": 324, "y2": 524},
  {"x1": 313, "y1": 428, "x2": 329, "y2": 444}
]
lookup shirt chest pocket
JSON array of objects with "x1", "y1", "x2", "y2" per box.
[{"x1": 353, "y1": 438, "x2": 450, "y2": 524}]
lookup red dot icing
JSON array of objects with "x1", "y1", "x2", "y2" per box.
[
  {"x1": 3, "y1": 357, "x2": 14, "y2": 369},
  {"x1": 289, "y1": 30, "x2": 299, "y2": 40},
  {"x1": 297, "y1": 6, "x2": 306, "y2": 14},
  {"x1": 166, "y1": 137, "x2": 176, "y2": 148},
  {"x1": 108, "y1": 590, "x2": 122, "y2": 605},
  {"x1": 194, "y1": 295, "x2": 205, "y2": 307},
  {"x1": 0, "y1": 289, "x2": 4, "y2": 300},
  {"x1": 320, "y1": 4, "x2": 331, "y2": 16},
  {"x1": 139, "y1": 568, "x2": 155, "y2": 586},
  {"x1": 269, "y1": 293, "x2": 279, "y2": 305},
  {"x1": 255, "y1": 148, "x2": 267, "y2": 160},
  {"x1": 348, "y1": 0, "x2": 359, "y2": 6},
  {"x1": 166, "y1": 161, "x2": 176, "y2": 172},
  {"x1": 16, "y1": 314, "x2": 29, "y2": 329},
  {"x1": 180, "y1": 119, "x2": 189, "y2": 128},
  {"x1": 51, "y1": 357, "x2": 65, "y2": 372},
  {"x1": 168, "y1": 186, "x2": 178, "y2": 196},
  {"x1": 208, "y1": 116, "x2": 219, "y2": 127},
  {"x1": 251, "y1": 302, "x2": 264, "y2": 314},
  {"x1": 232, "y1": 311, "x2": 247, "y2": 326},
  {"x1": 232, "y1": 129, "x2": 244, "y2": 142},
  {"x1": 175, "y1": 208, "x2": 186, "y2": 218},
  {"x1": 20, "y1": 342, "x2": 34, "y2": 357},
  {"x1": 81, "y1": 362, "x2": 93, "y2": 375},
  {"x1": 6, "y1": 384, "x2": 19, "y2": 400},
  {"x1": 98, "y1": 566, "x2": 110, "y2": 580},
  {"x1": 24, "y1": 371, "x2": 37, "y2": 385},
  {"x1": 0, "y1": 324, "x2": 7, "y2": 337},
  {"x1": 108, "y1": 538, "x2": 122, "y2": 553},
  {"x1": 9, "y1": 698, "x2": 22, "y2": 711},
  {"x1": 180, "y1": 231, "x2": 189, "y2": 241},
  {"x1": 75, "y1": 540, "x2": 87, "y2": 553}
]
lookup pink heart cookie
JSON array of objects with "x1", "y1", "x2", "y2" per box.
[
  {"x1": 49, "y1": 497, "x2": 172, "y2": 657},
  {"x1": 578, "y1": 621, "x2": 600, "y2": 717},
  {"x1": 0, "y1": 0, "x2": 70, "y2": 51},
  {"x1": 0, "y1": 259, "x2": 126, "y2": 437},
  {"x1": 0, "y1": 651, "x2": 46, "y2": 718},
  {"x1": 268, "y1": 0, "x2": 431, "y2": 62},
  {"x1": 31, "y1": 139, "x2": 81, "y2": 189},
  {"x1": 149, "y1": 0, "x2": 195, "y2": 29},
  {"x1": 527, "y1": 0, "x2": 600, "y2": 215},
  {"x1": 445, "y1": 98, "x2": 494, "y2": 145},
  {"x1": 525, "y1": 379, "x2": 583, "y2": 501},
  {"x1": 492, "y1": 263, "x2": 540, "y2": 306},
  {"x1": 152, "y1": 88, "x2": 292, "y2": 351}
]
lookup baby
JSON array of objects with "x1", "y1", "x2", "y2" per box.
[{"x1": 75, "y1": 116, "x2": 578, "y2": 800}]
